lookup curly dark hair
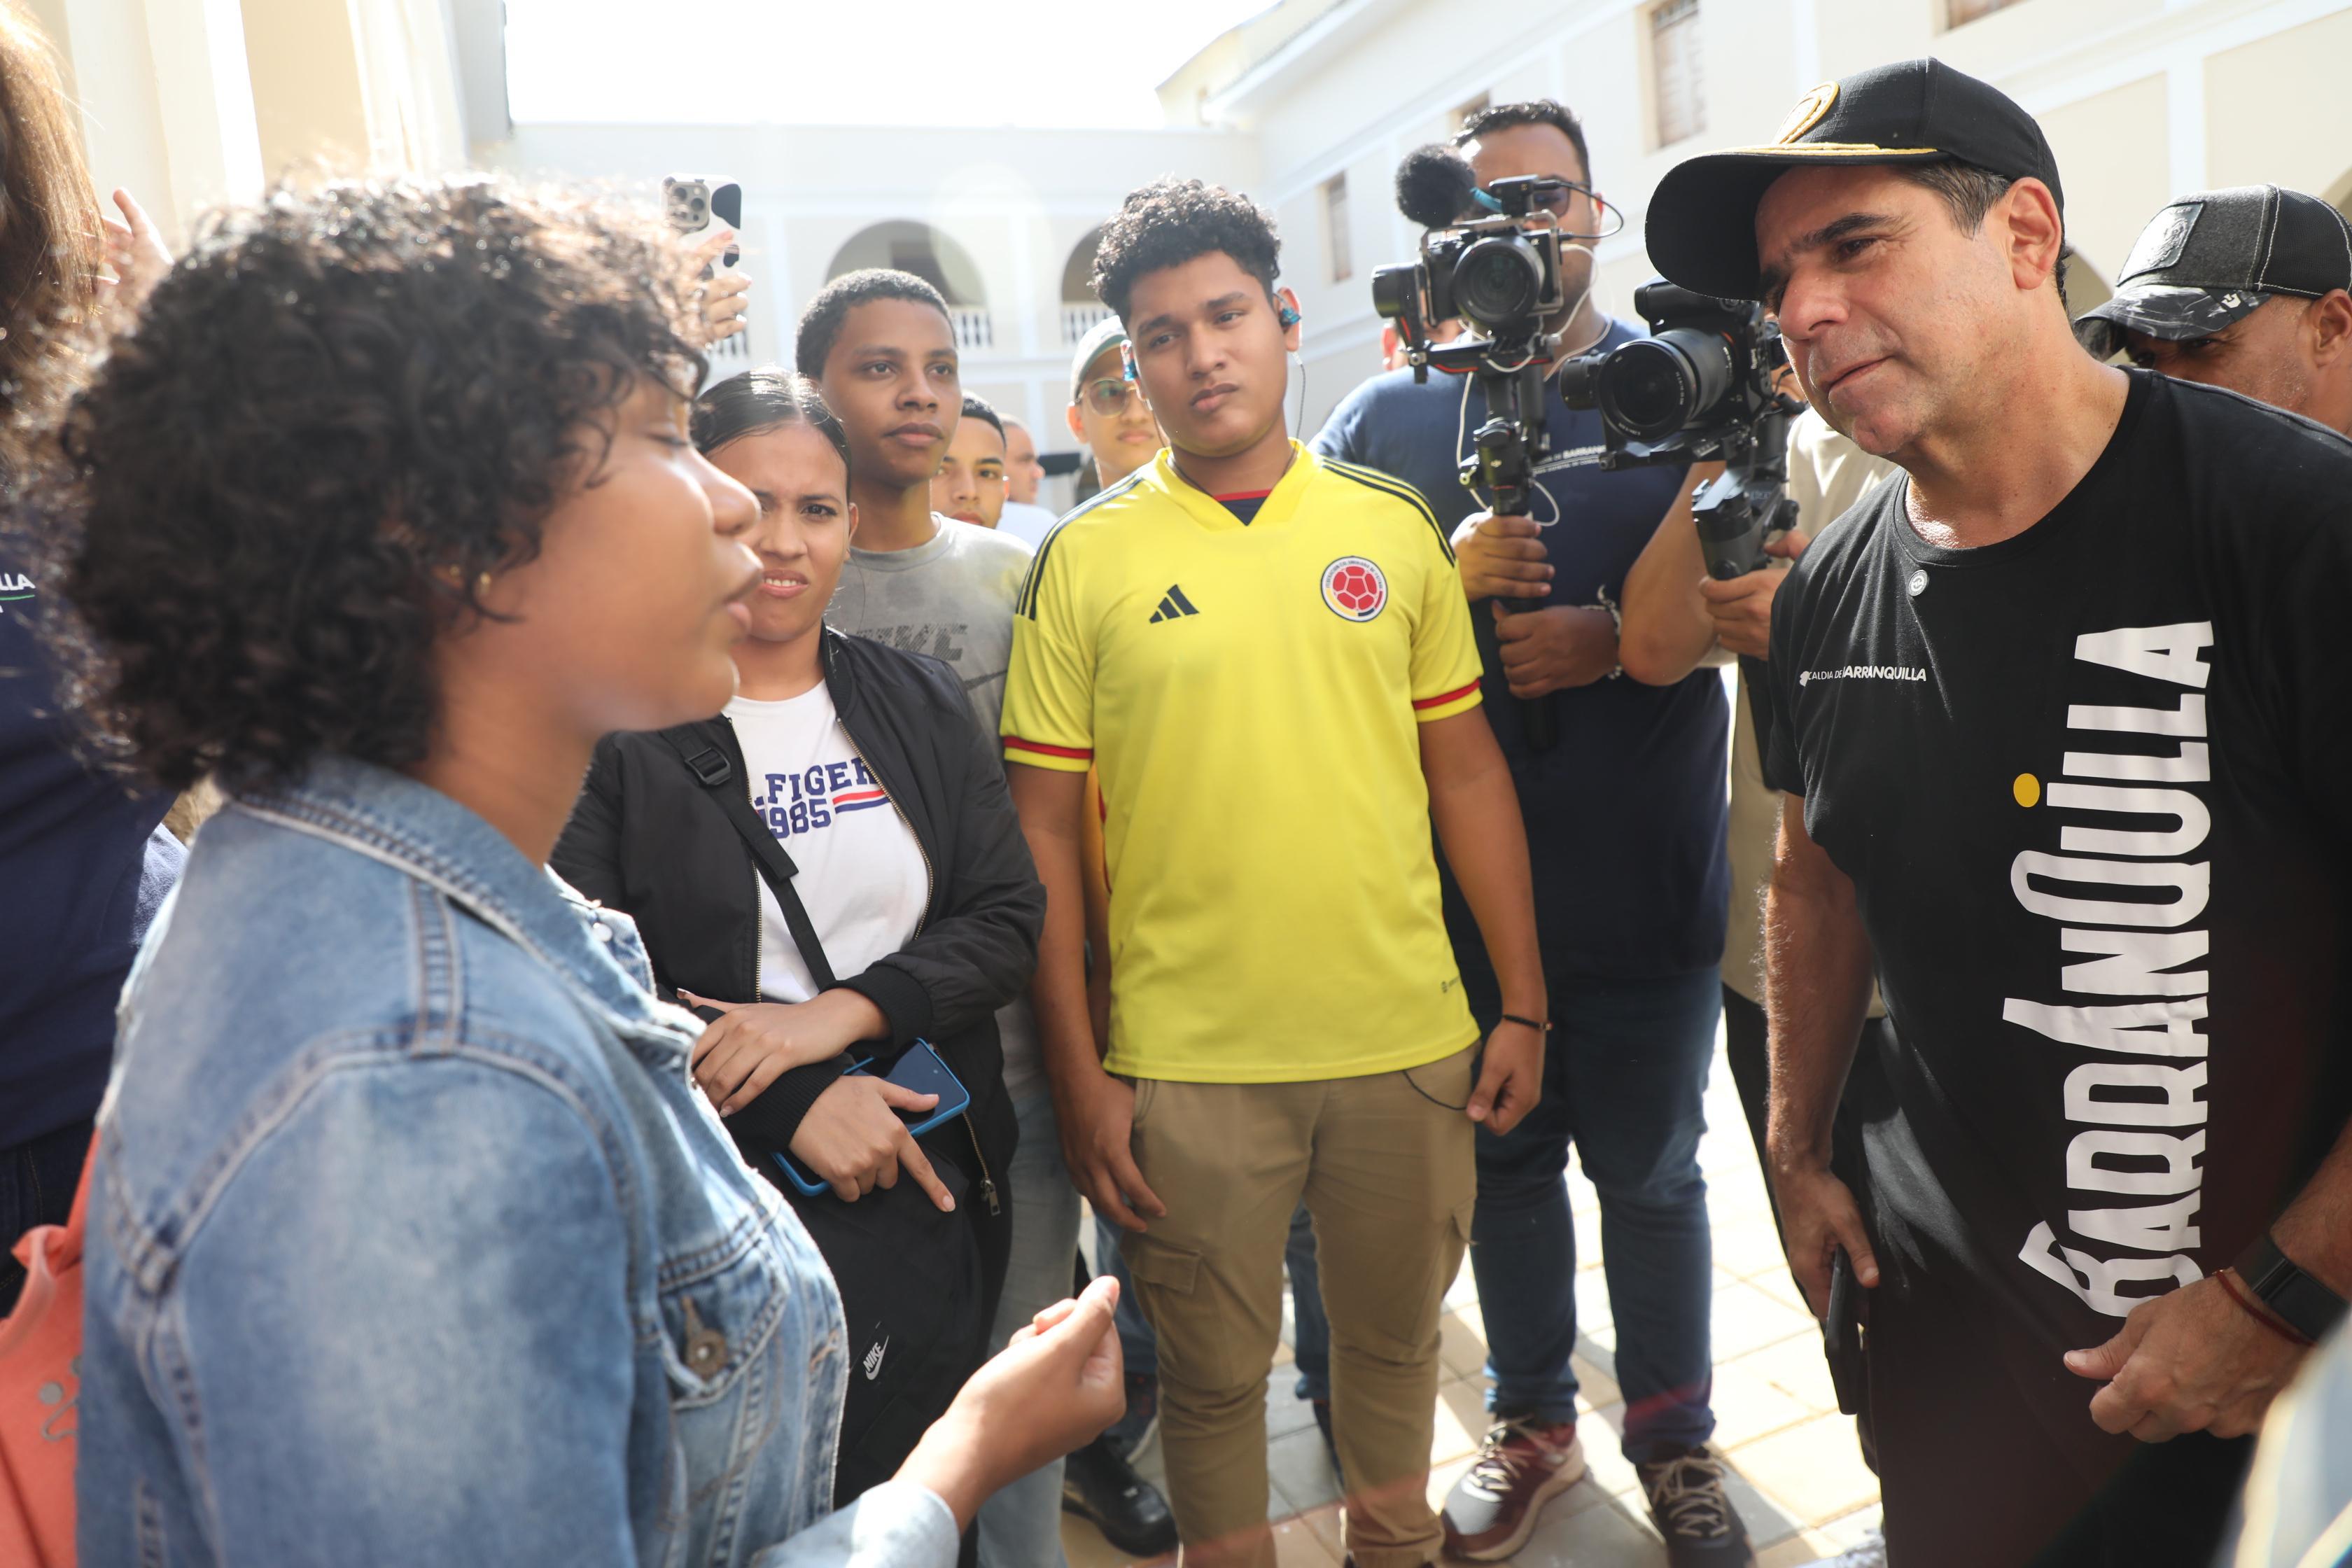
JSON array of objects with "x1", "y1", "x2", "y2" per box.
[
  {"x1": 1089, "y1": 178, "x2": 1281, "y2": 324},
  {"x1": 10, "y1": 176, "x2": 706, "y2": 793}
]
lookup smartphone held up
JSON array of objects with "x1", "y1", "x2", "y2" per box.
[{"x1": 665, "y1": 174, "x2": 749, "y2": 365}]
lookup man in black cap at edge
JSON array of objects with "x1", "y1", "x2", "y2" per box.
[
  {"x1": 1644, "y1": 58, "x2": 2352, "y2": 1567},
  {"x1": 2074, "y1": 183, "x2": 2352, "y2": 439}
]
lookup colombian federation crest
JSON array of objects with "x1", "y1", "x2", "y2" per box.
[{"x1": 1321, "y1": 556, "x2": 1388, "y2": 622}]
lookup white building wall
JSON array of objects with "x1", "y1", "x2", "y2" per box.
[
  {"x1": 1189, "y1": 0, "x2": 2352, "y2": 437},
  {"x1": 26, "y1": 0, "x2": 484, "y2": 248},
  {"x1": 487, "y1": 122, "x2": 1257, "y2": 472}
]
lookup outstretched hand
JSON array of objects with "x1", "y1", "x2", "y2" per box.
[
  {"x1": 899, "y1": 1276, "x2": 1126, "y2": 1530},
  {"x1": 98, "y1": 189, "x2": 172, "y2": 320}
]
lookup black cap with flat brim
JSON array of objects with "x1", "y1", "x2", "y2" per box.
[{"x1": 1646, "y1": 58, "x2": 2064, "y2": 301}]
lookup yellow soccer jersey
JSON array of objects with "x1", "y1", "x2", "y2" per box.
[{"x1": 1001, "y1": 442, "x2": 1485, "y2": 1084}]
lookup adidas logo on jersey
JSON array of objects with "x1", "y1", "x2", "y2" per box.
[{"x1": 1147, "y1": 584, "x2": 1200, "y2": 624}]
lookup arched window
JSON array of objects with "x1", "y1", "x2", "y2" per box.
[
  {"x1": 825, "y1": 221, "x2": 995, "y2": 352},
  {"x1": 1060, "y1": 225, "x2": 1112, "y2": 348}
]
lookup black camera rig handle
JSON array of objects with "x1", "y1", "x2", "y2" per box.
[
  {"x1": 1693, "y1": 405, "x2": 1802, "y2": 581},
  {"x1": 1457, "y1": 358, "x2": 1560, "y2": 754}
]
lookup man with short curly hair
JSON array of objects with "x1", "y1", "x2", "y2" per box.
[{"x1": 1003, "y1": 177, "x2": 1546, "y2": 1568}]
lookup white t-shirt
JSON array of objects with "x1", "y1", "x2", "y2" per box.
[
  {"x1": 995, "y1": 499, "x2": 1060, "y2": 550},
  {"x1": 727, "y1": 685, "x2": 930, "y2": 1004}
]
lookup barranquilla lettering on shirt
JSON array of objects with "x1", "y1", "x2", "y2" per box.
[
  {"x1": 1001, "y1": 444, "x2": 1485, "y2": 1082},
  {"x1": 1763, "y1": 374, "x2": 2352, "y2": 1368}
]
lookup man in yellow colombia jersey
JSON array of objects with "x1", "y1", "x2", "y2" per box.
[{"x1": 1002, "y1": 177, "x2": 1547, "y2": 1568}]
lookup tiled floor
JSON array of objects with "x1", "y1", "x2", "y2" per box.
[{"x1": 1063, "y1": 1031, "x2": 1883, "y2": 1567}]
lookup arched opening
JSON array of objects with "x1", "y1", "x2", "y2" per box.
[
  {"x1": 1060, "y1": 225, "x2": 1111, "y2": 348},
  {"x1": 825, "y1": 221, "x2": 994, "y2": 353}
]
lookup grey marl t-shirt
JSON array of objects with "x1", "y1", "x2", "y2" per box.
[
  {"x1": 828, "y1": 517, "x2": 1033, "y2": 737},
  {"x1": 827, "y1": 515, "x2": 1046, "y2": 1098}
]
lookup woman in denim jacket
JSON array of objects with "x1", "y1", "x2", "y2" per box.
[{"x1": 22, "y1": 178, "x2": 1121, "y2": 1567}]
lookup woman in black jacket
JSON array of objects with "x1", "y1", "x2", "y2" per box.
[{"x1": 552, "y1": 369, "x2": 1042, "y2": 1509}]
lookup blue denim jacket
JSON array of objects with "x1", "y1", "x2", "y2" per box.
[{"x1": 78, "y1": 756, "x2": 958, "y2": 1567}]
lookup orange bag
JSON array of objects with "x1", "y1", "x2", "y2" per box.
[{"x1": 0, "y1": 1135, "x2": 92, "y2": 1568}]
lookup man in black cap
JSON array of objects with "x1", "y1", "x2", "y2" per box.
[
  {"x1": 2076, "y1": 184, "x2": 2352, "y2": 438},
  {"x1": 1645, "y1": 58, "x2": 2352, "y2": 1567}
]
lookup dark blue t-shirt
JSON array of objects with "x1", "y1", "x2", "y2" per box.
[
  {"x1": 1310, "y1": 318, "x2": 1729, "y2": 979},
  {"x1": 0, "y1": 561, "x2": 182, "y2": 1147}
]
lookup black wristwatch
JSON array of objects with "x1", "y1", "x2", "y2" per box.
[{"x1": 2234, "y1": 1233, "x2": 2348, "y2": 1345}]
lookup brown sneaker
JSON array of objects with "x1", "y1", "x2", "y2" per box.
[{"x1": 1441, "y1": 1415, "x2": 1587, "y2": 1561}]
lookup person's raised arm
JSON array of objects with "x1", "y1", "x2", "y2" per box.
[
  {"x1": 1418, "y1": 707, "x2": 1546, "y2": 1133},
  {"x1": 1008, "y1": 763, "x2": 1163, "y2": 1232},
  {"x1": 1618, "y1": 462, "x2": 1728, "y2": 685},
  {"x1": 1763, "y1": 793, "x2": 1878, "y2": 1315}
]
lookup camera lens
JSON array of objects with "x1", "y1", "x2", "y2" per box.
[
  {"x1": 1597, "y1": 329, "x2": 1733, "y2": 442},
  {"x1": 1453, "y1": 237, "x2": 1544, "y2": 330}
]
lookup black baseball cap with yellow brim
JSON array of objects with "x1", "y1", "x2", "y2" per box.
[{"x1": 1646, "y1": 59, "x2": 2064, "y2": 301}]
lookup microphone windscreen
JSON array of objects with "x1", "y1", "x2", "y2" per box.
[{"x1": 1394, "y1": 144, "x2": 1480, "y2": 232}]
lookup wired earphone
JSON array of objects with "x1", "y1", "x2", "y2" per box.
[{"x1": 1121, "y1": 293, "x2": 1310, "y2": 437}]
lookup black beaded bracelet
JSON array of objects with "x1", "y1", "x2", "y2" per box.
[{"x1": 1499, "y1": 1013, "x2": 1553, "y2": 1034}]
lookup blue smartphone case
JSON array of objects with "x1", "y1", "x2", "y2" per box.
[{"x1": 771, "y1": 1041, "x2": 969, "y2": 1197}]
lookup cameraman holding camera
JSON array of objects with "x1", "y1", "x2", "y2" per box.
[
  {"x1": 1313, "y1": 101, "x2": 1749, "y2": 1567},
  {"x1": 1646, "y1": 59, "x2": 2352, "y2": 1567}
]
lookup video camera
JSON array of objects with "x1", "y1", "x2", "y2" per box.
[
  {"x1": 1559, "y1": 281, "x2": 1804, "y2": 580},
  {"x1": 1371, "y1": 143, "x2": 1618, "y2": 750},
  {"x1": 1371, "y1": 146, "x2": 1592, "y2": 520}
]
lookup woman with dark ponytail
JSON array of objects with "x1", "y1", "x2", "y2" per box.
[{"x1": 554, "y1": 367, "x2": 1040, "y2": 1528}]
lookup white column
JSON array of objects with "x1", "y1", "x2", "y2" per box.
[
  {"x1": 1009, "y1": 211, "x2": 1041, "y2": 359},
  {"x1": 2166, "y1": 54, "x2": 2206, "y2": 198},
  {"x1": 141, "y1": 0, "x2": 264, "y2": 220}
]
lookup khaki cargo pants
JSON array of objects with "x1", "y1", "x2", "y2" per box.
[{"x1": 1120, "y1": 1046, "x2": 1477, "y2": 1568}]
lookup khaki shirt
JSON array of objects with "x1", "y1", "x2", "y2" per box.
[{"x1": 1723, "y1": 408, "x2": 1896, "y2": 1007}]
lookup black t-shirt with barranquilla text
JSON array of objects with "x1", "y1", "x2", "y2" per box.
[{"x1": 1764, "y1": 371, "x2": 2352, "y2": 1424}]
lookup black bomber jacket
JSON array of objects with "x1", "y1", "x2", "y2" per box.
[{"x1": 552, "y1": 627, "x2": 1045, "y2": 1162}]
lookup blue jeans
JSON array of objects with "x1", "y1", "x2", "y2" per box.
[
  {"x1": 1104, "y1": 1202, "x2": 1333, "y2": 1401},
  {"x1": 1287, "y1": 1205, "x2": 1331, "y2": 1404},
  {"x1": 978, "y1": 1091, "x2": 1084, "y2": 1568},
  {"x1": 0, "y1": 1118, "x2": 93, "y2": 1315},
  {"x1": 1466, "y1": 965, "x2": 1722, "y2": 1462}
]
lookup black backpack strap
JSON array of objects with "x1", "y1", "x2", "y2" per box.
[{"x1": 658, "y1": 728, "x2": 838, "y2": 990}]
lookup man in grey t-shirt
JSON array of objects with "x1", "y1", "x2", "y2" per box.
[
  {"x1": 801, "y1": 267, "x2": 1163, "y2": 1567},
  {"x1": 829, "y1": 513, "x2": 1032, "y2": 738}
]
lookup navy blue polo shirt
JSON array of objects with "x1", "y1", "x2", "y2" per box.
[
  {"x1": 0, "y1": 561, "x2": 182, "y2": 1147},
  {"x1": 1310, "y1": 318, "x2": 1729, "y2": 980}
]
